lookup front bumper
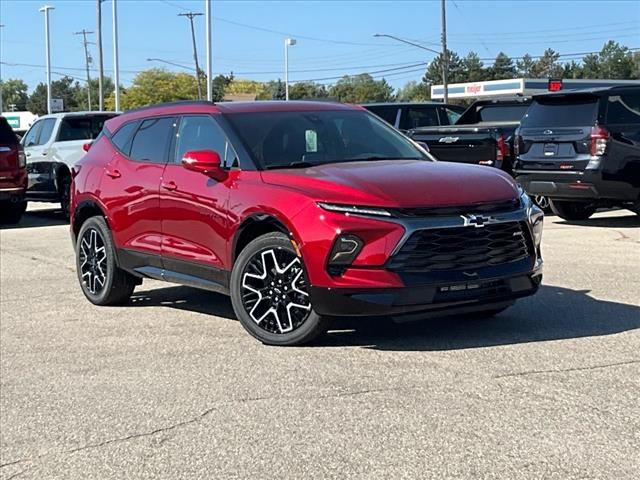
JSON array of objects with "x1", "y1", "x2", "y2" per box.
[
  {"x1": 310, "y1": 267, "x2": 542, "y2": 318},
  {"x1": 515, "y1": 169, "x2": 639, "y2": 202}
]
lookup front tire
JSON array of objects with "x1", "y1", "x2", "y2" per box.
[
  {"x1": 550, "y1": 200, "x2": 596, "y2": 221},
  {"x1": 230, "y1": 232, "x2": 329, "y2": 346},
  {"x1": 0, "y1": 200, "x2": 27, "y2": 225},
  {"x1": 76, "y1": 216, "x2": 136, "y2": 305}
]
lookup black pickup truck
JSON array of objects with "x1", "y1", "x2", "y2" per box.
[{"x1": 408, "y1": 97, "x2": 532, "y2": 175}]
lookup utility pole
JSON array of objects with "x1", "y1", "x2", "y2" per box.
[
  {"x1": 39, "y1": 5, "x2": 55, "y2": 114},
  {"x1": 74, "y1": 29, "x2": 94, "y2": 110},
  {"x1": 440, "y1": 0, "x2": 449, "y2": 104},
  {"x1": 96, "y1": 0, "x2": 104, "y2": 110},
  {"x1": 178, "y1": 12, "x2": 203, "y2": 100},
  {"x1": 112, "y1": 0, "x2": 120, "y2": 111},
  {"x1": 205, "y1": 0, "x2": 212, "y2": 101}
]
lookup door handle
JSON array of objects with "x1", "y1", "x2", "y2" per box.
[
  {"x1": 161, "y1": 180, "x2": 178, "y2": 191},
  {"x1": 105, "y1": 168, "x2": 121, "y2": 179}
]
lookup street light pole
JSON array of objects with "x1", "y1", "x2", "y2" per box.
[
  {"x1": 39, "y1": 5, "x2": 54, "y2": 115},
  {"x1": 284, "y1": 38, "x2": 296, "y2": 101},
  {"x1": 440, "y1": 0, "x2": 449, "y2": 104},
  {"x1": 96, "y1": 0, "x2": 104, "y2": 110},
  {"x1": 112, "y1": 0, "x2": 121, "y2": 111},
  {"x1": 205, "y1": 0, "x2": 212, "y2": 101}
]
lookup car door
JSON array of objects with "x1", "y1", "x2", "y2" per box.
[
  {"x1": 23, "y1": 117, "x2": 58, "y2": 194},
  {"x1": 100, "y1": 117, "x2": 176, "y2": 269},
  {"x1": 159, "y1": 114, "x2": 234, "y2": 287}
]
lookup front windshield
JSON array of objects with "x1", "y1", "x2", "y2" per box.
[{"x1": 225, "y1": 109, "x2": 428, "y2": 169}]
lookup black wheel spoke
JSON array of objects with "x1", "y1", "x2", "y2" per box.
[
  {"x1": 241, "y1": 247, "x2": 311, "y2": 335},
  {"x1": 79, "y1": 228, "x2": 108, "y2": 295}
]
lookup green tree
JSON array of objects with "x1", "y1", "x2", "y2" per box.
[
  {"x1": 328, "y1": 74, "x2": 394, "y2": 103},
  {"x1": 597, "y1": 41, "x2": 635, "y2": 79},
  {"x1": 73, "y1": 77, "x2": 115, "y2": 111},
  {"x1": 107, "y1": 68, "x2": 198, "y2": 110},
  {"x1": 257, "y1": 79, "x2": 286, "y2": 100},
  {"x1": 226, "y1": 79, "x2": 265, "y2": 96},
  {"x1": 422, "y1": 50, "x2": 464, "y2": 85},
  {"x1": 562, "y1": 60, "x2": 583, "y2": 79},
  {"x1": 516, "y1": 54, "x2": 536, "y2": 78},
  {"x1": 288, "y1": 82, "x2": 327, "y2": 100},
  {"x1": 488, "y1": 52, "x2": 516, "y2": 80},
  {"x1": 581, "y1": 53, "x2": 600, "y2": 78},
  {"x1": 211, "y1": 73, "x2": 234, "y2": 102},
  {"x1": 27, "y1": 76, "x2": 82, "y2": 115},
  {"x1": 462, "y1": 52, "x2": 485, "y2": 82},
  {"x1": 0, "y1": 79, "x2": 29, "y2": 111},
  {"x1": 396, "y1": 81, "x2": 430, "y2": 101},
  {"x1": 532, "y1": 49, "x2": 563, "y2": 78}
]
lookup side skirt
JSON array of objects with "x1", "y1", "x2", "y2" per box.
[{"x1": 117, "y1": 248, "x2": 230, "y2": 296}]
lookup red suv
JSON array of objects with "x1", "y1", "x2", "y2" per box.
[
  {"x1": 71, "y1": 101, "x2": 544, "y2": 345},
  {"x1": 0, "y1": 116, "x2": 27, "y2": 224}
]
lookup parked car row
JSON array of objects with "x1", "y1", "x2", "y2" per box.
[{"x1": 368, "y1": 85, "x2": 640, "y2": 221}]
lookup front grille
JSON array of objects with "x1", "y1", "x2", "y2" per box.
[{"x1": 387, "y1": 222, "x2": 531, "y2": 273}]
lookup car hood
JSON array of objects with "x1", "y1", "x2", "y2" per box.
[{"x1": 261, "y1": 159, "x2": 519, "y2": 208}]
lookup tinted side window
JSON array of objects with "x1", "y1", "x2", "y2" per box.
[
  {"x1": 0, "y1": 117, "x2": 18, "y2": 144},
  {"x1": 37, "y1": 118, "x2": 57, "y2": 145},
  {"x1": 22, "y1": 121, "x2": 43, "y2": 147},
  {"x1": 367, "y1": 106, "x2": 399, "y2": 126},
  {"x1": 111, "y1": 121, "x2": 139, "y2": 156},
  {"x1": 401, "y1": 107, "x2": 440, "y2": 130},
  {"x1": 130, "y1": 117, "x2": 175, "y2": 163},
  {"x1": 175, "y1": 115, "x2": 226, "y2": 164},
  {"x1": 57, "y1": 115, "x2": 114, "y2": 142},
  {"x1": 606, "y1": 93, "x2": 640, "y2": 125}
]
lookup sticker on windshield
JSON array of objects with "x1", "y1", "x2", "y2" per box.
[{"x1": 305, "y1": 130, "x2": 318, "y2": 153}]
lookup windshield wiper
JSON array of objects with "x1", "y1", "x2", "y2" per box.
[{"x1": 264, "y1": 161, "x2": 317, "y2": 170}]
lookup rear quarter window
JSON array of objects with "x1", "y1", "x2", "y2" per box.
[
  {"x1": 606, "y1": 93, "x2": 640, "y2": 125},
  {"x1": 0, "y1": 117, "x2": 19, "y2": 144},
  {"x1": 110, "y1": 121, "x2": 140, "y2": 156},
  {"x1": 521, "y1": 96, "x2": 598, "y2": 127}
]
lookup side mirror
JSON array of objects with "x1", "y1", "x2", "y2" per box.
[{"x1": 181, "y1": 150, "x2": 226, "y2": 180}]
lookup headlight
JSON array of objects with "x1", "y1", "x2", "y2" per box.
[{"x1": 317, "y1": 202, "x2": 392, "y2": 217}]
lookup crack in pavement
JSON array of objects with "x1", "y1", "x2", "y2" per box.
[
  {"x1": 0, "y1": 386, "x2": 403, "y2": 469},
  {"x1": 613, "y1": 229, "x2": 640, "y2": 243},
  {"x1": 494, "y1": 359, "x2": 640, "y2": 378}
]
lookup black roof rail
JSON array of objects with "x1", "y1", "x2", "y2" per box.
[{"x1": 122, "y1": 100, "x2": 216, "y2": 114}]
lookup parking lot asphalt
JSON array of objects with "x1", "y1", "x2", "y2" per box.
[{"x1": 1, "y1": 203, "x2": 639, "y2": 479}]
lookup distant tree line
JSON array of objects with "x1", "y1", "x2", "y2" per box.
[{"x1": 1, "y1": 41, "x2": 637, "y2": 114}]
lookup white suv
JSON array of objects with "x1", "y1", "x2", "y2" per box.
[{"x1": 22, "y1": 112, "x2": 118, "y2": 218}]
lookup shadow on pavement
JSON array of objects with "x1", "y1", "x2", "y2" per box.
[
  {"x1": 129, "y1": 285, "x2": 237, "y2": 320},
  {"x1": 128, "y1": 284, "x2": 639, "y2": 351},
  {"x1": 0, "y1": 207, "x2": 68, "y2": 230},
  {"x1": 553, "y1": 212, "x2": 639, "y2": 229}
]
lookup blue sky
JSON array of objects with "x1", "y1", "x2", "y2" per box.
[{"x1": 1, "y1": 0, "x2": 639, "y2": 93}]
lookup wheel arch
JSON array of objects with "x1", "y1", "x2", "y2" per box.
[
  {"x1": 232, "y1": 214, "x2": 294, "y2": 263},
  {"x1": 72, "y1": 199, "x2": 110, "y2": 243}
]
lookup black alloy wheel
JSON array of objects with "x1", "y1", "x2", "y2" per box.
[
  {"x1": 76, "y1": 216, "x2": 137, "y2": 305},
  {"x1": 230, "y1": 232, "x2": 329, "y2": 346}
]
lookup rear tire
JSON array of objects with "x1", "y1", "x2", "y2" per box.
[
  {"x1": 59, "y1": 172, "x2": 71, "y2": 220},
  {"x1": 230, "y1": 232, "x2": 329, "y2": 346},
  {"x1": 0, "y1": 200, "x2": 27, "y2": 225},
  {"x1": 76, "y1": 216, "x2": 136, "y2": 305},
  {"x1": 550, "y1": 200, "x2": 596, "y2": 221}
]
